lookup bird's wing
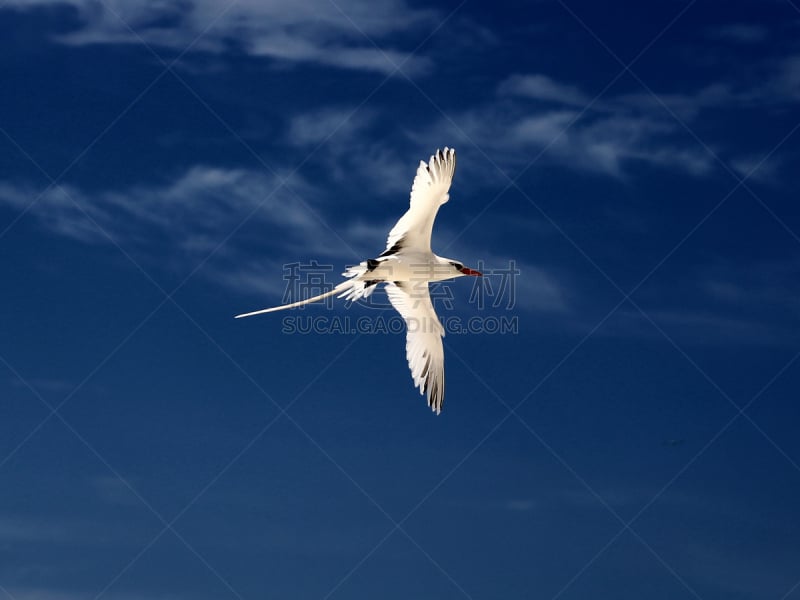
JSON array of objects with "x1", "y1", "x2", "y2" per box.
[
  {"x1": 384, "y1": 147, "x2": 456, "y2": 255},
  {"x1": 385, "y1": 281, "x2": 445, "y2": 414}
]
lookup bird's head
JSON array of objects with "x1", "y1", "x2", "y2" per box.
[{"x1": 449, "y1": 260, "x2": 482, "y2": 277}]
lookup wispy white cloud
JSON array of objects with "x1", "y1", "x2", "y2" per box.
[
  {"x1": 91, "y1": 476, "x2": 141, "y2": 507},
  {"x1": 0, "y1": 516, "x2": 74, "y2": 544},
  {"x1": 421, "y1": 61, "x2": 800, "y2": 180},
  {"x1": 609, "y1": 83, "x2": 736, "y2": 122},
  {"x1": 504, "y1": 499, "x2": 537, "y2": 511},
  {"x1": 0, "y1": 166, "x2": 361, "y2": 299},
  {"x1": 612, "y1": 52, "x2": 800, "y2": 117},
  {"x1": 286, "y1": 107, "x2": 413, "y2": 196},
  {"x1": 699, "y1": 259, "x2": 800, "y2": 315},
  {"x1": 507, "y1": 259, "x2": 567, "y2": 313},
  {"x1": 729, "y1": 153, "x2": 782, "y2": 183},
  {"x1": 770, "y1": 53, "x2": 800, "y2": 101},
  {"x1": 0, "y1": 166, "x2": 319, "y2": 247},
  {"x1": 0, "y1": 589, "x2": 83, "y2": 600},
  {"x1": 707, "y1": 23, "x2": 769, "y2": 44},
  {"x1": 0, "y1": 511, "x2": 146, "y2": 547},
  {"x1": 498, "y1": 74, "x2": 590, "y2": 107},
  {"x1": 288, "y1": 107, "x2": 373, "y2": 147},
  {"x1": 426, "y1": 100, "x2": 714, "y2": 178},
  {"x1": 8, "y1": 377, "x2": 74, "y2": 394},
  {"x1": 5, "y1": 0, "x2": 436, "y2": 75},
  {"x1": 3, "y1": 588, "x2": 183, "y2": 600}
]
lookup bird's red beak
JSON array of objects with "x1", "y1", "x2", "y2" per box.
[{"x1": 459, "y1": 267, "x2": 482, "y2": 276}]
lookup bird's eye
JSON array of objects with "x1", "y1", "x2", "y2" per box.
[{"x1": 452, "y1": 262, "x2": 464, "y2": 271}]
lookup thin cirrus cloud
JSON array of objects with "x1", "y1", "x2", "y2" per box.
[
  {"x1": 498, "y1": 74, "x2": 591, "y2": 107},
  {"x1": 447, "y1": 66, "x2": 800, "y2": 179},
  {"x1": 434, "y1": 96, "x2": 714, "y2": 178},
  {"x1": 0, "y1": 167, "x2": 320, "y2": 248},
  {"x1": 418, "y1": 73, "x2": 717, "y2": 178},
  {"x1": 287, "y1": 107, "x2": 374, "y2": 147},
  {"x1": 4, "y1": 0, "x2": 436, "y2": 75},
  {"x1": 287, "y1": 107, "x2": 419, "y2": 197},
  {"x1": 0, "y1": 515, "x2": 74, "y2": 544},
  {"x1": 609, "y1": 57, "x2": 800, "y2": 120},
  {"x1": 0, "y1": 512, "x2": 146, "y2": 547},
  {"x1": 0, "y1": 589, "x2": 179, "y2": 600},
  {"x1": 772, "y1": 54, "x2": 800, "y2": 101},
  {"x1": 0, "y1": 166, "x2": 355, "y2": 296},
  {"x1": 706, "y1": 23, "x2": 769, "y2": 44},
  {"x1": 729, "y1": 154, "x2": 782, "y2": 183}
]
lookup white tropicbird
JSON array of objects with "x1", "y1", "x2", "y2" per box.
[{"x1": 235, "y1": 147, "x2": 481, "y2": 414}]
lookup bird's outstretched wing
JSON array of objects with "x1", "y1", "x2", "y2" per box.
[
  {"x1": 385, "y1": 280, "x2": 445, "y2": 414},
  {"x1": 383, "y1": 147, "x2": 456, "y2": 255}
]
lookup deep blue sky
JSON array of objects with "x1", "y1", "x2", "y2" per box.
[{"x1": 1, "y1": 1, "x2": 800, "y2": 599}]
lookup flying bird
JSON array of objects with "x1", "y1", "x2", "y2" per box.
[{"x1": 235, "y1": 147, "x2": 481, "y2": 414}]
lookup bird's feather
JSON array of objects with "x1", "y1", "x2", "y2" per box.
[
  {"x1": 384, "y1": 147, "x2": 456, "y2": 254},
  {"x1": 385, "y1": 280, "x2": 445, "y2": 414}
]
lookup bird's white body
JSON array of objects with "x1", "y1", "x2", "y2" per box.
[
  {"x1": 236, "y1": 147, "x2": 481, "y2": 414},
  {"x1": 351, "y1": 252, "x2": 468, "y2": 285}
]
